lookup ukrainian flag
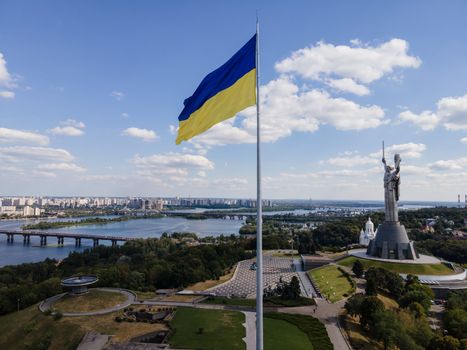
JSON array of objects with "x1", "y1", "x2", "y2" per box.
[{"x1": 176, "y1": 34, "x2": 257, "y2": 144}]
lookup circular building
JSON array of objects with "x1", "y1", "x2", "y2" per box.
[{"x1": 61, "y1": 275, "x2": 98, "y2": 295}]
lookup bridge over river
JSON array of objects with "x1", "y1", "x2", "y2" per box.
[{"x1": 0, "y1": 230, "x2": 136, "y2": 247}]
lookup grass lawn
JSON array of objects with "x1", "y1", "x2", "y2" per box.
[
  {"x1": 168, "y1": 308, "x2": 245, "y2": 350},
  {"x1": 135, "y1": 291, "x2": 158, "y2": 300},
  {"x1": 264, "y1": 317, "x2": 313, "y2": 350},
  {"x1": 161, "y1": 294, "x2": 201, "y2": 302},
  {"x1": 265, "y1": 313, "x2": 333, "y2": 350},
  {"x1": 338, "y1": 256, "x2": 454, "y2": 275},
  {"x1": 53, "y1": 289, "x2": 127, "y2": 313},
  {"x1": 0, "y1": 304, "x2": 168, "y2": 350},
  {"x1": 308, "y1": 265, "x2": 354, "y2": 303},
  {"x1": 187, "y1": 264, "x2": 237, "y2": 291}
]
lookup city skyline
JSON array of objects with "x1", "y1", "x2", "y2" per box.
[{"x1": 2, "y1": 1, "x2": 467, "y2": 200}]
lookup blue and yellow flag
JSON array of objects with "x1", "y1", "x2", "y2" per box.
[{"x1": 176, "y1": 35, "x2": 256, "y2": 144}]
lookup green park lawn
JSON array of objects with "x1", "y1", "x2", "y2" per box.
[
  {"x1": 264, "y1": 317, "x2": 313, "y2": 350},
  {"x1": 168, "y1": 308, "x2": 331, "y2": 350},
  {"x1": 338, "y1": 256, "x2": 454, "y2": 275},
  {"x1": 308, "y1": 265, "x2": 355, "y2": 302},
  {"x1": 168, "y1": 308, "x2": 246, "y2": 350}
]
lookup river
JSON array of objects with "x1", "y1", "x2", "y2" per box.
[{"x1": 0, "y1": 216, "x2": 243, "y2": 267}]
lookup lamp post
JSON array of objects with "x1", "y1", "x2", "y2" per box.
[{"x1": 17, "y1": 298, "x2": 20, "y2": 312}]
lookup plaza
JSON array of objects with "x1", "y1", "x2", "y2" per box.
[{"x1": 208, "y1": 256, "x2": 311, "y2": 298}]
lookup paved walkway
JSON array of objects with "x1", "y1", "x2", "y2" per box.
[
  {"x1": 39, "y1": 288, "x2": 136, "y2": 317},
  {"x1": 242, "y1": 311, "x2": 256, "y2": 350},
  {"x1": 293, "y1": 258, "x2": 318, "y2": 297}
]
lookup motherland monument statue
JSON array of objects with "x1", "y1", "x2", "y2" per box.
[{"x1": 366, "y1": 142, "x2": 419, "y2": 260}]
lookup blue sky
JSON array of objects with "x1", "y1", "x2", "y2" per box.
[{"x1": 1, "y1": 0, "x2": 467, "y2": 200}]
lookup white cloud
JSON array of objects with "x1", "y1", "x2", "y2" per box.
[
  {"x1": 400, "y1": 93, "x2": 467, "y2": 131},
  {"x1": 32, "y1": 170, "x2": 57, "y2": 178},
  {"x1": 275, "y1": 38, "x2": 421, "y2": 86},
  {"x1": 0, "y1": 53, "x2": 18, "y2": 98},
  {"x1": 48, "y1": 126, "x2": 84, "y2": 136},
  {"x1": 212, "y1": 177, "x2": 248, "y2": 188},
  {"x1": 0, "y1": 53, "x2": 14, "y2": 88},
  {"x1": 0, "y1": 146, "x2": 74, "y2": 162},
  {"x1": 398, "y1": 110, "x2": 439, "y2": 131},
  {"x1": 429, "y1": 157, "x2": 467, "y2": 171},
  {"x1": 110, "y1": 91, "x2": 124, "y2": 101},
  {"x1": 132, "y1": 152, "x2": 214, "y2": 186},
  {"x1": 121, "y1": 113, "x2": 129, "y2": 119},
  {"x1": 326, "y1": 155, "x2": 378, "y2": 167},
  {"x1": 62, "y1": 119, "x2": 85, "y2": 129},
  {"x1": 191, "y1": 76, "x2": 386, "y2": 146},
  {"x1": 368, "y1": 142, "x2": 426, "y2": 159},
  {"x1": 133, "y1": 153, "x2": 214, "y2": 170},
  {"x1": 48, "y1": 119, "x2": 86, "y2": 136},
  {"x1": 461, "y1": 137, "x2": 467, "y2": 144},
  {"x1": 122, "y1": 127, "x2": 157, "y2": 141},
  {"x1": 327, "y1": 78, "x2": 370, "y2": 96},
  {"x1": 0, "y1": 91, "x2": 14, "y2": 99},
  {"x1": 80, "y1": 174, "x2": 127, "y2": 181},
  {"x1": 38, "y1": 162, "x2": 85, "y2": 172},
  {"x1": 0, "y1": 127, "x2": 49, "y2": 145}
]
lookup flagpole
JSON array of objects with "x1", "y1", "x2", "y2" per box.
[{"x1": 255, "y1": 16, "x2": 264, "y2": 350}]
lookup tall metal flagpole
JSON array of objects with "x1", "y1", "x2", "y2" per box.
[{"x1": 255, "y1": 16, "x2": 264, "y2": 350}]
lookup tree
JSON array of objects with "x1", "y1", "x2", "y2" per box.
[
  {"x1": 345, "y1": 293, "x2": 365, "y2": 317},
  {"x1": 408, "y1": 301, "x2": 427, "y2": 318},
  {"x1": 399, "y1": 290, "x2": 432, "y2": 313},
  {"x1": 360, "y1": 296, "x2": 384, "y2": 329},
  {"x1": 444, "y1": 308, "x2": 467, "y2": 339},
  {"x1": 371, "y1": 311, "x2": 400, "y2": 350},
  {"x1": 365, "y1": 277, "x2": 377, "y2": 296},
  {"x1": 352, "y1": 260, "x2": 364, "y2": 278},
  {"x1": 429, "y1": 335, "x2": 461, "y2": 350}
]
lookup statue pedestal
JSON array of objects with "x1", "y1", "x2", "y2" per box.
[{"x1": 367, "y1": 221, "x2": 418, "y2": 260}]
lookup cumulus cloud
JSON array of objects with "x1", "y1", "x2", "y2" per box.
[
  {"x1": 275, "y1": 38, "x2": 421, "y2": 92},
  {"x1": 0, "y1": 146, "x2": 74, "y2": 162},
  {"x1": 48, "y1": 119, "x2": 86, "y2": 136},
  {"x1": 32, "y1": 170, "x2": 57, "y2": 178},
  {"x1": 0, "y1": 91, "x2": 14, "y2": 99},
  {"x1": 429, "y1": 157, "x2": 467, "y2": 171},
  {"x1": 400, "y1": 93, "x2": 467, "y2": 131},
  {"x1": 38, "y1": 162, "x2": 85, "y2": 172},
  {"x1": 110, "y1": 91, "x2": 124, "y2": 101},
  {"x1": 122, "y1": 127, "x2": 157, "y2": 141},
  {"x1": 80, "y1": 174, "x2": 127, "y2": 181},
  {"x1": 191, "y1": 76, "x2": 385, "y2": 146},
  {"x1": 0, "y1": 127, "x2": 49, "y2": 145},
  {"x1": 461, "y1": 137, "x2": 467, "y2": 144},
  {"x1": 133, "y1": 153, "x2": 214, "y2": 170},
  {"x1": 0, "y1": 53, "x2": 14, "y2": 88},
  {"x1": 326, "y1": 78, "x2": 370, "y2": 96},
  {"x1": 0, "y1": 53, "x2": 17, "y2": 98},
  {"x1": 212, "y1": 177, "x2": 248, "y2": 187},
  {"x1": 398, "y1": 110, "x2": 439, "y2": 131},
  {"x1": 132, "y1": 152, "x2": 214, "y2": 185},
  {"x1": 326, "y1": 155, "x2": 378, "y2": 167}
]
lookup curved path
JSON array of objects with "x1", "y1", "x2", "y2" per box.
[{"x1": 39, "y1": 288, "x2": 136, "y2": 317}]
